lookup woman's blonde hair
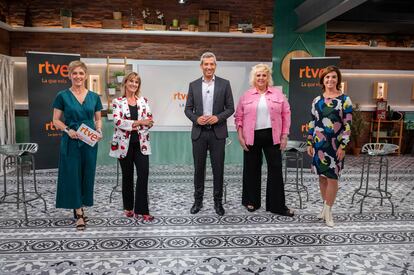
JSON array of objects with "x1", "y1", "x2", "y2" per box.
[
  {"x1": 249, "y1": 63, "x2": 273, "y2": 87},
  {"x1": 121, "y1": 72, "x2": 141, "y2": 97},
  {"x1": 68, "y1": 60, "x2": 88, "y2": 75}
]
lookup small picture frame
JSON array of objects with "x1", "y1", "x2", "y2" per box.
[
  {"x1": 339, "y1": 81, "x2": 347, "y2": 94},
  {"x1": 88, "y1": 75, "x2": 101, "y2": 95},
  {"x1": 373, "y1": 81, "x2": 388, "y2": 100}
]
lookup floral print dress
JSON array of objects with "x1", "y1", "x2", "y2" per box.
[{"x1": 307, "y1": 94, "x2": 352, "y2": 179}]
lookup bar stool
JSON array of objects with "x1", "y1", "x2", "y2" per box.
[
  {"x1": 205, "y1": 138, "x2": 232, "y2": 204},
  {"x1": 351, "y1": 143, "x2": 398, "y2": 215},
  {"x1": 283, "y1": 140, "x2": 309, "y2": 209},
  {"x1": 0, "y1": 143, "x2": 47, "y2": 222}
]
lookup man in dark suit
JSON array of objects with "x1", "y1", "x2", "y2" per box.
[{"x1": 184, "y1": 52, "x2": 235, "y2": 216}]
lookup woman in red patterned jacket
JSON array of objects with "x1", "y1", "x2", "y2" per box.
[{"x1": 109, "y1": 72, "x2": 154, "y2": 221}]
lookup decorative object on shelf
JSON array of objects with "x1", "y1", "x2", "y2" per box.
[
  {"x1": 340, "y1": 81, "x2": 347, "y2": 94},
  {"x1": 376, "y1": 99, "x2": 387, "y2": 120},
  {"x1": 237, "y1": 23, "x2": 253, "y2": 33},
  {"x1": 60, "y1": 8, "x2": 72, "y2": 28},
  {"x1": 350, "y1": 103, "x2": 367, "y2": 156},
  {"x1": 142, "y1": 8, "x2": 166, "y2": 30},
  {"x1": 128, "y1": 8, "x2": 136, "y2": 28},
  {"x1": 373, "y1": 81, "x2": 388, "y2": 100},
  {"x1": 187, "y1": 17, "x2": 198, "y2": 31},
  {"x1": 369, "y1": 119, "x2": 403, "y2": 155},
  {"x1": 113, "y1": 11, "x2": 122, "y2": 20},
  {"x1": 199, "y1": 10, "x2": 229, "y2": 32},
  {"x1": 88, "y1": 75, "x2": 101, "y2": 95},
  {"x1": 265, "y1": 25, "x2": 274, "y2": 34},
  {"x1": 102, "y1": 19, "x2": 122, "y2": 29},
  {"x1": 107, "y1": 83, "x2": 117, "y2": 95},
  {"x1": 368, "y1": 39, "x2": 378, "y2": 47},
  {"x1": 169, "y1": 19, "x2": 181, "y2": 31},
  {"x1": 172, "y1": 19, "x2": 179, "y2": 28},
  {"x1": 113, "y1": 71, "x2": 125, "y2": 83},
  {"x1": 107, "y1": 106, "x2": 114, "y2": 120}
]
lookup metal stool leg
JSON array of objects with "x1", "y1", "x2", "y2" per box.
[
  {"x1": 352, "y1": 155, "x2": 366, "y2": 204},
  {"x1": 109, "y1": 159, "x2": 120, "y2": 203}
]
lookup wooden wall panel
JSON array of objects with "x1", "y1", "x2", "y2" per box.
[{"x1": 9, "y1": 32, "x2": 272, "y2": 61}]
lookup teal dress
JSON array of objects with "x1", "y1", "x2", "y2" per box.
[{"x1": 52, "y1": 89, "x2": 103, "y2": 209}]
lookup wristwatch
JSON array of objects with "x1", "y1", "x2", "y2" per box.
[{"x1": 64, "y1": 127, "x2": 70, "y2": 133}]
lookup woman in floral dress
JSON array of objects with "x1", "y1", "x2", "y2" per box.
[{"x1": 306, "y1": 66, "x2": 352, "y2": 227}]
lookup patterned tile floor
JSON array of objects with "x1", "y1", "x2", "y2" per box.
[{"x1": 0, "y1": 156, "x2": 413, "y2": 274}]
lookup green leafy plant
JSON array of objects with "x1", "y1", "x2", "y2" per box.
[
  {"x1": 60, "y1": 8, "x2": 72, "y2": 17},
  {"x1": 350, "y1": 103, "x2": 367, "y2": 148},
  {"x1": 113, "y1": 71, "x2": 125, "y2": 77},
  {"x1": 187, "y1": 17, "x2": 198, "y2": 26},
  {"x1": 107, "y1": 83, "x2": 117, "y2": 88}
]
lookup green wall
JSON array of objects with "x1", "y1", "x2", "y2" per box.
[{"x1": 272, "y1": 0, "x2": 326, "y2": 96}]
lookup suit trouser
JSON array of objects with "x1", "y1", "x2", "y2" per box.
[
  {"x1": 119, "y1": 141, "x2": 150, "y2": 215},
  {"x1": 192, "y1": 128, "x2": 226, "y2": 203},
  {"x1": 241, "y1": 128, "x2": 288, "y2": 213}
]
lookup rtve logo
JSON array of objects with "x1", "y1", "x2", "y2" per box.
[
  {"x1": 173, "y1": 91, "x2": 188, "y2": 108},
  {"x1": 299, "y1": 66, "x2": 325, "y2": 79},
  {"x1": 38, "y1": 61, "x2": 69, "y2": 77}
]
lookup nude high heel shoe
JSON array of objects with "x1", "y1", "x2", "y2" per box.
[
  {"x1": 324, "y1": 205, "x2": 335, "y2": 227},
  {"x1": 317, "y1": 201, "x2": 327, "y2": 220}
]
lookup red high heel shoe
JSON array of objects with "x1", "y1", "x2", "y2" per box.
[
  {"x1": 124, "y1": 210, "x2": 134, "y2": 217},
  {"x1": 134, "y1": 214, "x2": 154, "y2": 221},
  {"x1": 143, "y1": 214, "x2": 154, "y2": 222}
]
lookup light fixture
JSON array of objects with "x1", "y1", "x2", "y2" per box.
[{"x1": 178, "y1": 0, "x2": 187, "y2": 4}]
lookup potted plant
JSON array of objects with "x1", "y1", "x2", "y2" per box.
[
  {"x1": 113, "y1": 71, "x2": 125, "y2": 83},
  {"x1": 187, "y1": 17, "x2": 198, "y2": 32},
  {"x1": 60, "y1": 8, "x2": 72, "y2": 28},
  {"x1": 142, "y1": 8, "x2": 166, "y2": 30},
  {"x1": 107, "y1": 106, "x2": 114, "y2": 120},
  {"x1": 350, "y1": 103, "x2": 367, "y2": 156},
  {"x1": 107, "y1": 83, "x2": 117, "y2": 95}
]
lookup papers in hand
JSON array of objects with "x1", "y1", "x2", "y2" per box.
[{"x1": 76, "y1": 123, "x2": 101, "y2": 147}]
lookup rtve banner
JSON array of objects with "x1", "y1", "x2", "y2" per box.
[
  {"x1": 26, "y1": 52, "x2": 80, "y2": 169},
  {"x1": 288, "y1": 57, "x2": 340, "y2": 166}
]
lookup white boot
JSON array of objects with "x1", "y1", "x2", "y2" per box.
[
  {"x1": 317, "y1": 201, "x2": 327, "y2": 220},
  {"x1": 324, "y1": 205, "x2": 335, "y2": 227}
]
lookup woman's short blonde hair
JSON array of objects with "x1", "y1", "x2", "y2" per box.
[
  {"x1": 249, "y1": 63, "x2": 273, "y2": 87},
  {"x1": 68, "y1": 60, "x2": 87, "y2": 75},
  {"x1": 121, "y1": 72, "x2": 141, "y2": 97}
]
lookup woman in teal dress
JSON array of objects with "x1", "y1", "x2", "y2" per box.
[
  {"x1": 52, "y1": 60, "x2": 103, "y2": 230},
  {"x1": 306, "y1": 66, "x2": 352, "y2": 227}
]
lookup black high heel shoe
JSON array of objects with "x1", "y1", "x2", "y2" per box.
[
  {"x1": 74, "y1": 211, "x2": 86, "y2": 231},
  {"x1": 73, "y1": 208, "x2": 88, "y2": 223}
]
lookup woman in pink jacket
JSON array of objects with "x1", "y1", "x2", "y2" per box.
[
  {"x1": 109, "y1": 72, "x2": 154, "y2": 221},
  {"x1": 234, "y1": 64, "x2": 294, "y2": 216}
]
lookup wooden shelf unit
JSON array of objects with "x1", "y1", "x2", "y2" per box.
[
  {"x1": 105, "y1": 56, "x2": 130, "y2": 113},
  {"x1": 198, "y1": 10, "x2": 230, "y2": 32},
  {"x1": 369, "y1": 119, "x2": 404, "y2": 155}
]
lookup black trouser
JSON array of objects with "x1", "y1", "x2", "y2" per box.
[
  {"x1": 192, "y1": 128, "x2": 226, "y2": 204},
  {"x1": 241, "y1": 128, "x2": 287, "y2": 213},
  {"x1": 118, "y1": 141, "x2": 149, "y2": 215}
]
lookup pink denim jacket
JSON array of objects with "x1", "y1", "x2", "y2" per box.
[{"x1": 234, "y1": 86, "x2": 291, "y2": 145}]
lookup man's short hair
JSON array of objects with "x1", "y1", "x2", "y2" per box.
[{"x1": 200, "y1": 52, "x2": 217, "y2": 65}]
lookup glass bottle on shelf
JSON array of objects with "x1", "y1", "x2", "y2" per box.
[{"x1": 129, "y1": 8, "x2": 136, "y2": 28}]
